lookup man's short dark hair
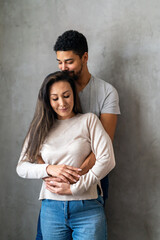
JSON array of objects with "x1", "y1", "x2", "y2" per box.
[{"x1": 54, "y1": 30, "x2": 88, "y2": 58}]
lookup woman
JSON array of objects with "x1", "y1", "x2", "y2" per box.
[{"x1": 17, "y1": 71, "x2": 115, "y2": 240}]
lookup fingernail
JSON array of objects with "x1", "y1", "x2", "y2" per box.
[
  {"x1": 74, "y1": 179, "x2": 77, "y2": 182},
  {"x1": 78, "y1": 169, "x2": 82, "y2": 171}
]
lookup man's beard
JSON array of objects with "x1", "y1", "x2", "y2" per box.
[{"x1": 62, "y1": 64, "x2": 83, "y2": 81}]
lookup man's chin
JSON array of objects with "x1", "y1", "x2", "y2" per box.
[{"x1": 62, "y1": 71, "x2": 79, "y2": 80}]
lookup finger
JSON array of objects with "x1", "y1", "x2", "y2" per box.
[
  {"x1": 59, "y1": 175, "x2": 70, "y2": 183},
  {"x1": 45, "y1": 173, "x2": 70, "y2": 184},
  {"x1": 65, "y1": 165, "x2": 82, "y2": 172},
  {"x1": 46, "y1": 185, "x2": 62, "y2": 195},
  {"x1": 47, "y1": 181, "x2": 69, "y2": 189},
  {"x1": 46, "y1": 184, "x2": 56, "y2": 193},
  {"x1": 68, "y1": 176, "x2": 79, "y2": 184},
  {"x1": 49, "y1": 178, "x2": 62, "y2": 184},
  {"x1": 65, "y1": 169, "x2": 81, "y2": 178},
  {"x1": 43, "y1": 177, "x2": 51, "y2": 181},
  {"x1": 44, "y1": 177, "x2": 57, "y2": 182},
  {"x1": 49, "y1": 181, "x2": 61, "y2": 187},
  {"x1": 52, "y1": 177, "x2": 63, "y2": 182},
  {"x1": 62, "y1": 172, "x2": 79, "y2": 182},
  {"x1": 46, "y1": 182, "x2": 63, "y2": 194}
]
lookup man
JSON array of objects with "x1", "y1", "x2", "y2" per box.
[
  {"x1": 48, "y1": 30, "x2": 120, "y2": 196},
  {"x1": 36, "y1": 30, "x2": 120, "y2": 239}
]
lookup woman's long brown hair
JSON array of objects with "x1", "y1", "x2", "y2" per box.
[{"x1": 23, "y1": 71, "x2": 82, "y2": 163}]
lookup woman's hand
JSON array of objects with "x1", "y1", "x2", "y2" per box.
[
  {"x1": 45, "y1": 179, "x2": 72, "y2": 195},
  {"x1": 46, "y1": 164, "x2": 81, "y2": 183}
]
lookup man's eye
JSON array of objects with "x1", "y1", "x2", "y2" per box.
[{"x1": 68, "y1": 61, "x2": 73, "y2": 64}]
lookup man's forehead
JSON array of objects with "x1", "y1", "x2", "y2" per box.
[{"x1": 56, "y1": 50, "x2": 79, "y2": 60}]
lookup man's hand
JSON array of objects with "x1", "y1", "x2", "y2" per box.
[
  {"x1": 45, "y1": 179, "x2": 71, "y2": 195},
  {"x1": 46, "y1": 164, "x2": 81, "y2": 183}
]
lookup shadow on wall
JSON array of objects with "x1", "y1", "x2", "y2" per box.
[{"x1": 102, "y1": 52, "x2": 160, "y2": 240}]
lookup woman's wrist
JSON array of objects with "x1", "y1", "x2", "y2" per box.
[{"x1": 46, "y1": 165, "x2": 52, "y2": 176}]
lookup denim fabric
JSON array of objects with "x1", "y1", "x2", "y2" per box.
[
  {"x1": 36, "y1": 196, "x2": 107, "y2": 240},
  {"x1": 36, "y1": 214, "x2": 42, "y2": 240}
]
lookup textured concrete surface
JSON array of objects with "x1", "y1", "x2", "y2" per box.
[{"x1": 0, "y1": 0, "x2": 160, "y2": 239}]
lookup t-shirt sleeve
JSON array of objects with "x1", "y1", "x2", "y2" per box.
[
  {"x1": 16, "y1": 137, "x2": 49, "y2": 179},
  {"x1": 70, "y1": 113, "x2": 116, "y2": 196},
  {"x1": 101, "y1": 85, "x2": 120, "y2": 114}
]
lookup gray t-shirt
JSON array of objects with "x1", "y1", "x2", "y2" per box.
[{"x1": 79, "y1": 75, "x2": 120, "y2": 116}]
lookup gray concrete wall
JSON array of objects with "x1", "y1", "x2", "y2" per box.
[{"x1": 0, "y1": 0, "x2": 160, "y2": 239}]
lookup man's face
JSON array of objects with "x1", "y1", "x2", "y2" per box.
[{"x1": 56, "y1": 51, "x2": 84, "y2": 80}]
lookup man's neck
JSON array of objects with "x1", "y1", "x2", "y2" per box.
[{"x1": 76, "y1": 71, "x2": 91, "y2": 92}]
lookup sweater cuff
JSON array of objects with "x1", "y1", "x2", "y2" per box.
[
  {"x1": 37, "y1": 164, "x2": 50, "y2": 178},
  {"x1": 16, "y1": 162, "x2": 50, "y2": 179},
  {"x1": 70, "y1": 183, "x2": 79, "y2": 196}
]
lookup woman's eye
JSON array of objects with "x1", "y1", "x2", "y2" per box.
[
  {"x1": 64, "y1": 95, "x2": 70, "y2": 98},
  {"x1": 52, "y1": 98, "x2": 58, "y2": 101}
]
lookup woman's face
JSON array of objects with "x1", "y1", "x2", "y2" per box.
[{"x1": 49, "y1": 81, "x2": 75, "y2": 120}]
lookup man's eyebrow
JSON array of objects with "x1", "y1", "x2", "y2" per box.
[{"x1": 56, "y1": 58, "x2": 73, "y2": 62}]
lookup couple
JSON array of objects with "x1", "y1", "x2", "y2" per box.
[{"x1": 17, "y1": 30, "x2": 120, "y2": 240}]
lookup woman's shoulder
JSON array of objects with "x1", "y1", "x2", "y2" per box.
[{"x1": 78, "y1": 112, "x2": 99, "y2": 123}]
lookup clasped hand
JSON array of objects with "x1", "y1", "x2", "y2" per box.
[{"x1": 45, "y1": 164, "x2": 82, "y2": 195}]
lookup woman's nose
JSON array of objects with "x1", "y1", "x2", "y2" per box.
[{"x1": 59, "y1": 98, "x2": 66, "y2": 107}]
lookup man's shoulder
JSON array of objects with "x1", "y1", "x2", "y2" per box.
[
  {"x1": 91, "y1": 75, "x2": 117, "y2": 96},
  {"x1": 92, "y1": 75, "x2": 114, "y2": 88}
]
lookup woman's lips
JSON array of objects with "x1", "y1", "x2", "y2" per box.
[{"x1": 59, "y1": 108, "x2": 68, "y2": 111}]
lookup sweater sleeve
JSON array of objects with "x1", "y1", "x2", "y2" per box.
[
  {"x1": 70, "y1": 113, "x2": 116, "y2": 195},
  {"x1": 16, "y1": 138, "x2": 49, "y2": 179}
]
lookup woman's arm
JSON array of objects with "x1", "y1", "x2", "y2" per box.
[
  {"x1": 17, "y1": 144, "x2": 81, "y2": 182},
  {"x1": 16, "y1": 138, "x2": 49, "y2": 179},
  {"x1": 16, "y1": 161, "x2": 49, "y2": 179}
]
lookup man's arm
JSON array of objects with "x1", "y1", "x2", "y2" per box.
[
  {"x1": 79, "y1": 113, "x2": 117, "y2": 175},
  {"x1": 100, "y1": 113, "x2": 117, "y2": 141},
  {"x1": 37, "y1": 156, "x2": 45, "y2": 164}
]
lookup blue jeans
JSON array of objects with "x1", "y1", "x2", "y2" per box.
[{"x1": 36, "y1": 196, "x2": 107, "y2": 240}]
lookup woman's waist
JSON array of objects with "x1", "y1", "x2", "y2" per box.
[{"x1": 39, "y1": 183, "x2": 101, "y2": 201}]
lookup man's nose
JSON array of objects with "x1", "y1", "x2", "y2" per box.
[{"x1": 61, "y1": 63, "x2": 68, "y2": 71}]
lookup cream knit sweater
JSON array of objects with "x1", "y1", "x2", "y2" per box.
[{"x1": 17, "y1": 113, "x2": 115, "y2": 201}]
